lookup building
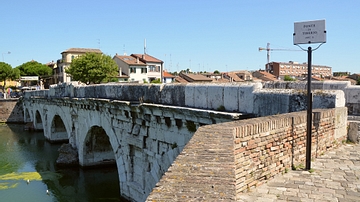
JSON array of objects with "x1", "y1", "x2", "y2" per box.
[
  {"x1": 349, "y1": 73, "x2": 360, "y2": 82},
  {"x1": 163, "y1": 71, "x2": 175, "y2": 83},
  {"x1": 178, "y1": 72, "x2": 213, "y2": 83},
  {"x1": 223, "y1": 72, "x2": 243, "y2": 82},
  {"x1": 113, "y1": 53, "x2": 163, "y2": 83},
  {"x1": 131, "y1": 54, "x2": 163, "y2": 83},
  {"x1": 56, "y1": 48, "x2": 102, "y2": 83},
  {"x1": 252, "y1": 70, "x2": 278, "y2": 82},
  {"x1": 113, "y1": 54, "x2": 145, "y2": 83},
  {"x1": 202, "y1": 73, "x2": 223, "y2": 81},
  {"x1": 45, "y1": 61, "x2": 57, "y2": 88},
  {"x1": 267, "y1": 61, "x2": 332, "y2": 78},
  {"x1": 223, "y1": 70, "x2": 253, "y2": 82},
  {"x1": 236, "y1": 70, "x2": 253, "y2": 81}
]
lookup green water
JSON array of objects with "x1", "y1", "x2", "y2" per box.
[{"x1": 0, "y1": 124, "x2": 127, "y2": 202}]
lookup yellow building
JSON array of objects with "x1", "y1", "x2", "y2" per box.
[{"x1": 56, "y1": 48, "x2": 102, "y2": 83}]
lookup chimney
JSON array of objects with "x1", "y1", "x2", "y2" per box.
[{"x1": 137, "y1": 57, "x2": 139, "y2": 64}]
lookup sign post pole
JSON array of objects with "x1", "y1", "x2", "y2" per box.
[
  {"x1": 306, "y1": 46, "x2": 312, "y2": 170},
  {"x1": 293, "y1": 19, "x2": 326, "y2": 170}
]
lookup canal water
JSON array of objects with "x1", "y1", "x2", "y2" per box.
[{"x1": 0, "y1": 123, "x2": 128, "y2": 202}]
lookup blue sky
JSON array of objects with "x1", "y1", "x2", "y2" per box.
[{"x1": 1, "y1": 0, "x2": 359, "y2": 73}]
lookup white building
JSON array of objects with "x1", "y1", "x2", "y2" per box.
[
  {"x1": 113, "y1": 53, "x2": 163, "y2": 83},
  {"x1": 113, "y1": 54, "x2": 147, "y2": 83}
]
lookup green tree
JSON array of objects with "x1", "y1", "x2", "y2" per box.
[
  {"x1": 0, "y1": 62, "x2": 20, "y2": 92},
  {"x1": 357, "y1": 78, "x2": 360, "y2": 85},
  {"x1": 284, "y1": 75, "x2": 296, "y2": 81},
  {"x1": 65, "y1": 52, "x2": 118, "y2": 84},
  {"x1": 15, "y1": 61, "x2": 52, "y2": 77},
  {"x1": 214, "y1": 70, "x2": 220, "y2": 74}
]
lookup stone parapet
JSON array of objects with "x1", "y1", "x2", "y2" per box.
[
  {"x1": 263, "y1": 81, "x2": 360, "y2": 115},
  {"x1": 24, "y1": 82, "x2": 344, "y2": 117},
  {"x1": 262, "y1": 81, "x2": 351, "y2": 90},
  {"x1": 147, "y1": 107, "x2": 348, "y2": 201}
]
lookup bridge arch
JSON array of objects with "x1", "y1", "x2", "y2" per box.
[
  {"x1": 49, "y1": 114, "x2": 69, "y2": 142},
  {"x1": 82, "y1": 125, "x2": 116, "y2": 166},
  {"x1": 34, "y1": 110, "x2": 43, "y2": 130},
  {"x1": 76, "y1": 111, "x2": 127, "y2": 198},
  {"x1": 24, "y1": 108, "x2": 32, "y2": 123}
]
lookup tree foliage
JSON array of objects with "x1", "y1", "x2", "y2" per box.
[
  {"x1": 15, "y1": 61, "x2": 52, "y2": 77},
  {"x1": 213, "y1": 70, "x2": 220, "y2": 74},
  {"x1": 357, "y1": 78, "x2": 360, "y2": 85},
  {"x1": 65, "y1": 53, "x2": 118, "y2": 84},
  {"x1": 284, "y1": 75, "x2": 296, "y2": 81},
  {"x1": 0, "y1": 62, "x2": 20, "y2": 92}
]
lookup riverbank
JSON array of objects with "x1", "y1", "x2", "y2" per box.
[{"x1": 0, "y1": 98, "x2": 24, "y2": 123}]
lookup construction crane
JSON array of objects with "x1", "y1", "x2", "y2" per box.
[{"x1": 259, "y1": 43, "x2": 301, "y2": 72}]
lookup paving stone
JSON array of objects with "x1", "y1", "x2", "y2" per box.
[{"x1": 239, "y1": 144, "x2": 360, "y2": 201}]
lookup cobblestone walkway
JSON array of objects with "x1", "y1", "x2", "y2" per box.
[{"x1": 238, "y1": 144, "x2": 360, "y2": 202}]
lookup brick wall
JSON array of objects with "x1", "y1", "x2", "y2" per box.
[
  {"x1": 147, "y1": 107, "x2": 348, "y2": 201},
  {"x1": 0, "y1": 99, "x2": 24, "y2": 123}
]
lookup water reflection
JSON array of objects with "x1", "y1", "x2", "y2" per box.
[{"x1": 0, "y1": 124, "x2": 128, "y2": 202}]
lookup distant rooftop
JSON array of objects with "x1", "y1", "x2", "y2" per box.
[
  {"x1": 131, "y1": 54, "x2": 163, "y2": 63},
  {"x1": 61, "y1": 48, "x2": 102, "y2": 54},
  {"x1": 114, "y1": 54, "x2": 146, "y2": 66}
]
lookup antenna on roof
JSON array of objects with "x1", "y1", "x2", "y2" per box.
[
  {"x1": 144, "y1": 38, "x2": 147, "y2": 55},
  {"x1": 97, "y1": 39, "x2": 101, "y2": 49},
  {"x1": 123, "y1": 44, "x2": 127, "y2": 56}
]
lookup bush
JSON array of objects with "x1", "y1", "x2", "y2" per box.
[
  {"x1": 284, "y1": 75, "x2": 296, "y2": 81},
  {"x1": 150, "y1": 78, "x2": 162, "y2": 83}
]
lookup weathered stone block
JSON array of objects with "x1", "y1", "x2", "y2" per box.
[
  {"x1": 224, "y1": 84, "x2": 240, "y2": 112},
  {"x1": 207, "y1": 84, "x2": 225, "y2": 110},
  {"x1": 348, "y1": 121, "x2": 360, "y2": 143},
  {"x1": 160, "y1": 84, "x2": 186, "y2": 106}
]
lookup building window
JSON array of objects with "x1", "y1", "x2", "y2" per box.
[
  {"x1": 149, "y1": 65, "x2": 156, "y2": 72},
  {"x1": 130, "y1": 67, "x2": 136, "y2": 73},
  {"x1": 141, "y1": 68, "x2": 147, "y2": 73}
]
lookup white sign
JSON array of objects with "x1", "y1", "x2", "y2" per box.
[
  {"x1": 20, "y1": 76, "x2": 39, "y2": 81},
  {"x1": 293, "y1": 20, "x2": 326, "y2": 45}
]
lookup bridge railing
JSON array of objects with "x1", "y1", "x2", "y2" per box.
[
  {"x1": 263, "y1": 81, "x2": 360, "y2": 115},
  {"x1": 23, "y1": 82, "x2": 346, "y2": 117}
]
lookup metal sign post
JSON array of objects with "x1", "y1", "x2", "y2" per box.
[{"x1": 293, "y1": 19, "x2": 326, "y2": 170}]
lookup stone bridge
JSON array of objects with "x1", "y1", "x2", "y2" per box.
[{"x1": 22, "y1": 82, "x2": 347, "y2": 201}]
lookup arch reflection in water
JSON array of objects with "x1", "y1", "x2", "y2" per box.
[{"x1": 0, "y1": 124, "x2": 128, "y2": 201}]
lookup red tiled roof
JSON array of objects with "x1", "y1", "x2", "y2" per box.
[
  {"x1": 212, "y1": 78, "x2": 230, "y2": 83},
  {"x1": 131, "y1": 54, "x2": 163, "y2": 63},
  {"x1": 179, "y1": 73, "x2": 213, "y2": 82},
  {"x1": 114, "y1": 55, "x2": 146, "y2": 66},
  {"x1": 163, "y1": 71, "x2": 175, "y2": 78},
  {"x1": 227, "y1": 72, "x2": 243, "y2": 82},
  {"x1": 61, "y1": 48, "x2": 102, "y2": 54},
  {"x1": 175, "y1": 76, "x2": 188, "y2": 83},
  {"x1": 331, "y1": 76, "x2": 357, "y2": 85},
  {"x1": 253, "y1": 71, "x2": 278, "y2": 82}
]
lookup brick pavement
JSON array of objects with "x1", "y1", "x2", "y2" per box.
[{"x1": 238, "y1": 143, "x2": 360, "y2": 202}]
